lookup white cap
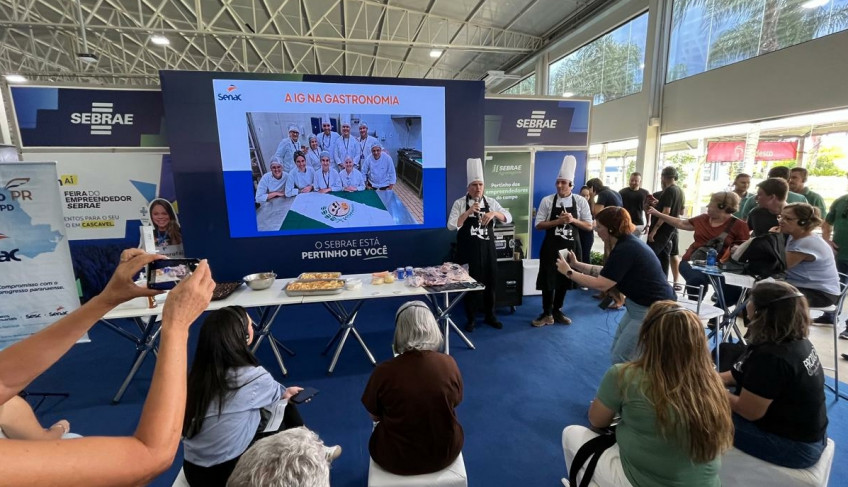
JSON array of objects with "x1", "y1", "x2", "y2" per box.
[
  {"x1": 321, "y1": 114, "x2": 331, "y2": 125},
  {"x1": 557, "y1": 155, "x2": 577, "y2": 182},
  {"x1": 288, "y1": 124, "x2": 299, "y2": 133},
  {"x1": 467, "y1": 158, "x2": 484, "y2": 186},
  {"x1": 359, "y1": 119, "x2": 368, "y2": 128},
  {"x1": 341, "y1": 115, "x2": 351, "y2": 127}
]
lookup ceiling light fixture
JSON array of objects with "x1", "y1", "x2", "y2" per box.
[
  {"x1": 562, "y1": 92, "x2": 575, "y2": 98},
  {"x1": 801, "y1": 0, "x2": 829, "y2": 8},
  {"x1": 4, "y1": 74, "x2": 27, "y2": 83},
  {"x1": 150, "y1": 35, "x2": 170, "y2": 46},
  {"x1": 429, "y1": 49, "x2": 443, "y2": 58},
  {"x1": 77, "y1": 53, "x2": 98, "y2": 63}
]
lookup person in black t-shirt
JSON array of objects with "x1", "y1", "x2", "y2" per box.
[
  {"x1": 720, "y1": 281, "x2": 827, "y2": 469},
  {"x1": 647, "y1": 167, "x2": 684, "y2": 278},
  {"x1": 586, "y1": 178, "x2": 623, "y2": 216},
  {"x1": 555, "y1": 207, "x2": 674, "y2": 363},
  {"x1": 619, "y1": 172, "x2": 649, "y2": 235}
]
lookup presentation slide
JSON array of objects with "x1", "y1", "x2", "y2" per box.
[{"x1": 212, "y1": 80, "x2": 445, "y2": 238}]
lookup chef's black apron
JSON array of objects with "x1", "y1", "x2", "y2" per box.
[
  {"x1": 536, "y1": 194, "x2": 582, "y2": 291},
  {"x1": 456, "y1": 196, "x2": 497, "y2": 319}
]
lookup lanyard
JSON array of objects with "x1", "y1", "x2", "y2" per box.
[{"x1": 322, "y1": 171, "x2": 330, "y2": 188}]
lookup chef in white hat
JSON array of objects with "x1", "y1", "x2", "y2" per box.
[
  {"x1": 447, "y1": 157, "x2": 512, "y2": 332},
  {"x1": 356, "y1": 120, "x2": 378, "y2": 168},
  {"x1": 531, "y1": 155, "x2": 593, "y2": 328},
  {"x1": 319, "y1": 114, "x2": 340, "y2": 152},
  {"x1": 255, "y1": 159, "x2": 291, "y2": 203},
  {"x1": 333, "y1": 115, "x2": 358, "y2": 171},
  {"x1": 270, "y1": 124, "x2": 301, "y2": 173}
]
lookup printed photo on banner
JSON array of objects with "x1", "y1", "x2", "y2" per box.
[
  {"x1": 247, "y1": 112, "x2": 424, "y2": 232},
  {"x1": 144, "y1": 198, "x2": 184, "y2": 258}
]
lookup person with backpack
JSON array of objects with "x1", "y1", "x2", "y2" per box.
[{"x1": 647, "y1": 191, "x2": 749, "y2": 301}]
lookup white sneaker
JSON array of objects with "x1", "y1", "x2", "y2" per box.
[{"x1": 325, "y1": 445, "x2": 342, "y2": 463}]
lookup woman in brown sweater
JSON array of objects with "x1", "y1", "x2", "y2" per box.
[{"x1": 362, "y1": 301, "x2": 464, "y2": 475}]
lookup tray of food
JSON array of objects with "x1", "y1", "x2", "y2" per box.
[
  {"x1": 297, "y1": 272, "x2": 343, "y2": 281},
  {"x1": 284, "y1": 279, "x2": 346, "y2": 296}
]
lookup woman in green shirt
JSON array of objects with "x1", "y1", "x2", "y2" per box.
[{"x1": 563, "y1": 302, "x2": 733, "y2": 486}]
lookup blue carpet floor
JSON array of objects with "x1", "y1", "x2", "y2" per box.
[{"x1": 25, "y1": 290, "x2": 848, "y2": 486}]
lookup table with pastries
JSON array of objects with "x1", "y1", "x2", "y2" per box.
[{"x1": 101, "y1": 266, "x2": 482, "y2": 402}]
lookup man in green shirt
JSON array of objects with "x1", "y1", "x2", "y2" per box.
[
  {"x1": 818, "y1": 193, "x2": 848, "y2": 336},
  {"x1": 789, "y1": 167, "x2": 827, "y2": 217},
  {"x1": 738, "y1": 166, "x2": 807, "y2": 219}
]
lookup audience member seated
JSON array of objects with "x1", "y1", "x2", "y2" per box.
[
  {"x1": 182, "y1": 305, "x2": 340, "y2": 487},
  {"x1": 563, "y1": 301, "x2": 733, "y2": 486},
  {"x1": 0, "y1": 395, "x2": 74, "y2": 440},
  {"x1": 648, "y1": 191, "x2": 749, "y2": 302},
  {"x1": 0, "y1": 249, "x2": 214, "y2": 485},
  {"x1": 555, "y1": 207, "x2": 675, "y2": 363},
  {"x1": 362, "y1": 301, "x2": 463, "y2": 475},
  {"x1": 720, "y1": 281, "x2": 828, "y2": 469},
  {"x1": 778, "y1": 203, "x2": 841, "y2": 308},
  {"x1": 227, "y1": 427, "x2": 331, "y2": 487}
]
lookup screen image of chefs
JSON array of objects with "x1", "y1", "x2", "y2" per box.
[{"x1": 255, "y1": 114, "x2": 398, "y2": 203}]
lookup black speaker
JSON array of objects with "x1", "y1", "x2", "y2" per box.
[{"x1": 496, "y1": 260, "x2": 523, "y2": 311}]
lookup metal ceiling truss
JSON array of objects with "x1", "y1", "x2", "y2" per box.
[{"x1": 0, "y1": 0, "x2": 544, "y2": 85}]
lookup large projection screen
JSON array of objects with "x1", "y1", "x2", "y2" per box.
[{"x1": 160, "y1": 71, "x2": 484, "y2": 280}]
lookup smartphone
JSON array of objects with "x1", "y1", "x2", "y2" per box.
[
  {"x1": 598, "y1": 294, "x2": 614, "y2": 310},
  {"x1": 146, "y1": 258, "x2": 200, "y2": 290},
  {"x1": 558, "y1": 249, "x2": 571, "y2": 262},
  {"x1": 290, "y1": 386, "x2": 319, "y2": 404}
]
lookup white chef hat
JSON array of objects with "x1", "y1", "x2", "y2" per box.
[
  {"x1": 557, "y1": 155, "x2": 577, "y2": 182},
  {"x1": 467, "y1": 158, "x2": 484, "y2": 186},
  {"x1": 341, "y1": 115, "x2": 351, "y2": 127},
  {"x1": 321, "y1": 114, "x2": 331, "y2": 125},
  {"x1": 288, "y1": 124, "x2": 299, "y2": 133}
]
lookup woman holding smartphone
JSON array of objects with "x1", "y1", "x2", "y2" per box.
[
  {"x1": 556, "y1": 207, "x2": 675, "y2": 363},
  {"x1": 182, "y1": 306, "x2": 340, "y2": 487}
]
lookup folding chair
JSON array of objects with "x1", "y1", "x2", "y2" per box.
[
  {"x1": 808, "y1": 272, "x2": 848, "y2": 401},
  {"x1": 673, "y1": 284, "x2": 726, "y2": 364}
]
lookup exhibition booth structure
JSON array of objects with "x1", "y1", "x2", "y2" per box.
[{"x1": 1, "y1": 74, "x2": 590, "y2": 372}]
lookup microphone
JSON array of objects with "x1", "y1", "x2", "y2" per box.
[{"x1": 473, "y1": 197, "x2": 483, "y2": 218}]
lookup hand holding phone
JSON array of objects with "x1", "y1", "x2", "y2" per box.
[
  {"x1": 290, "y1": 386, "x2": 319, "y2": 404},
  {"x1": 146, "y1": 258, "x2": 201, "y2": 290}
]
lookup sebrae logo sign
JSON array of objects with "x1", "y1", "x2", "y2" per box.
[
  {"x1": 515, "y1": 110, "x2": 558, "y2": 137},
  {"x1": 70, "y1": 102, "x2": 135, "y2": 136},
  {"x1": 217, "y1": 85, "x2": 242, "y2": 101}
]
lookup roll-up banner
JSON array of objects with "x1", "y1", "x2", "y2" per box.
[
  {"x1": 483, "y1": 152, "x2": 532, "y2": 254},
  {"x1": 0, "y1": 162, "x2": 82, "y2": 350}
]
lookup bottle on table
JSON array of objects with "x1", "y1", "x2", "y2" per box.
[{"x1": 706, "y1": 248, "x2": 718, "y2": 271}]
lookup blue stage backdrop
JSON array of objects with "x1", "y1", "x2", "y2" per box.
[
  {"x1": 159, "y1": 71, "x2": 484, "y2": 280},
  {"x1": 531, "y1": 151, "x2": 588, "y2": 259}
]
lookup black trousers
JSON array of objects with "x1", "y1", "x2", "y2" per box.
[
  {"x1": 541, "y1": 289, "x2": 567, "y2": 315},
  {"x1": 184, "y1": 402, "x2": 305, "y2": 487},
  {"x1": 465, "y1": 286, "x2": 496, "y2": 322},
  {"x1": 649, "y1": 236, "x2": 672, "y2": 277}
]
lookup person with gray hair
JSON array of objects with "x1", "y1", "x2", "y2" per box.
[
  {"x1": 362, "y1": 301, "x2": 464, "y2": 475},
  {"x1": 227, "y1": 427, "x2": 330, "y2": 487}
]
